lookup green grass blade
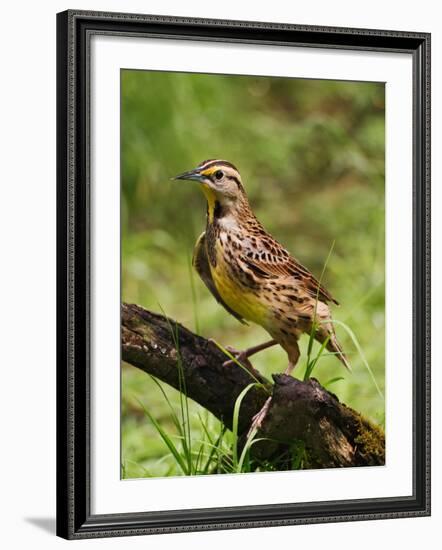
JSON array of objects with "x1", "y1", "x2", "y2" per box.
[
  {"x1": 173, "y1": 321, "x2": 193, "y2": 473},
  {"x1": 208, "y1": 424, "x2": 228, "y2": 474},
  {"x1": 136, "y1": 398, "x2": 189, "y2": 475},
  {"x1": 237, "y1": 436, "x2": 267, "y2": 472},
  {"x1": 304, "y1": 334, "x2": 330, "y2": 380},
  {"x1": 211, "y1": 340, "x2": 271, "y2": 393},
  {"x1": 304, "y1": 241, "x2": 335, "y2": 377},
  {"x1": 231, "y1": 383, "x2": 258, "y2": 468},
  {"x1": 198, "y1": 412, "x2": 215, "y2": 446},
  {"x1": 123, "y1": 459, "x2": 152, "y2": 478},
  {"x1": 157, "y1": 303, "x2": 193, "y2": 474},
  {"x1": 324, "y1": 376, "x2": 345, "y2": 388},
  {"x1": 147, "y1": 375, "x2": 183, "y2": 436},
  {"x1": 291, "y1": 440, "x2": 306, "y2": 470},
  {"x1": 329, "y1": 318, "x2": 384, "y2": 400},
  {"x1": 194, "y1": 443, "x2": 205, "y2": 474},
  {"x1": 187, "y1": 254, "x2": 200, "y2": 335}
]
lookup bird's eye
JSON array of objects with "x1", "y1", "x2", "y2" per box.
[{"x1": 214, "y1": 170, "x2": 224, "y2": 180}]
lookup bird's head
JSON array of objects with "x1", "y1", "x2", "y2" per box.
[{"x1": 173, "y1": 159, "x2": 248, "y2": 221}]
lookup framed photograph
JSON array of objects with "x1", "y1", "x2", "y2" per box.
[{"x1": 56, "y1": 10, "x2": 431, "y2": 539}]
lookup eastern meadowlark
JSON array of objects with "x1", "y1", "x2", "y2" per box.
[{"x1": 174, "y1": 159, "x2": 350, "y2": 428}]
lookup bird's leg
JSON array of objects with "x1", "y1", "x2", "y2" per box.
[
  {"x1": 284, "y1": 342, "x2": 300, "y2": 376},
  {"x1": 222, "y1": 339, "x2": 277, "y2": 369},
  {"x1": 247, "y1": 360, "x2": 296, "y2": 437},
  {"x1": 247, "y1": 344, "x2": 300, "y2": 436},
  {"x1": 247, "y1": 396, "x2": 273, "y2": 437},
  {"x1": 284, "y1": 360, "x2": 297, "y2": 376}
]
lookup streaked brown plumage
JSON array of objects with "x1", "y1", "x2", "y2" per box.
[{"x1": 174, "y1": 159, "x2": 350, "y2": 375}]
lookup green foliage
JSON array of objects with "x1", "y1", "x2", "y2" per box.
[
  {"x1": 128, "y1": 379, "x2": 265, "y2": 476},
  {"x1": 121, "y1": 69, "x2": 385, "y2": 478}
]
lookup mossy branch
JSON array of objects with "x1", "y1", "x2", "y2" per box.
[{"x1": 122, "y1": 303, "x2": 385, "y2": 469}]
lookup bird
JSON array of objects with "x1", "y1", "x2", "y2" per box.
[{"x1": 173, "y1": 159, "x2": 350, "y2": 430}]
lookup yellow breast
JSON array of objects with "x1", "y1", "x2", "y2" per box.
[{"x1": 210, "y1": 241, "x2": 269, "y2": 325}]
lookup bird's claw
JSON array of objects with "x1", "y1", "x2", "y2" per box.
[
  {"x1": 222, "y1": 346, "x2": 254, "y2": 371},
  {"x1": 247, "y1": 397, "x2": 272, "y2": 437}
]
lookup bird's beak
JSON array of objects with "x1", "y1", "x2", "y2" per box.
[{"x1": 172, "y1": 168, "x2": 205, "y2": 182}]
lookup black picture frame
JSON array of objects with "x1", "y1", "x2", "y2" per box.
[{"x1": 56, "y1": 9, "x2": 431, "y2": 540}]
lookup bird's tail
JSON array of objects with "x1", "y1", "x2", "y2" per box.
[
  {"x1": 327, "y1": 333, "x2": 352, "y2": 371},
  {"x1": 311, "y1": 301, "x2": 351, "y2": 371}
]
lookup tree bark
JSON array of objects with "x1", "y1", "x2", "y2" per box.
[{"x1": 122, "y1": 303, "x2": 385, "y2": 469}]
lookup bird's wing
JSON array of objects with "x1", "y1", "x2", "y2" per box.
[
  {"x1": 192, "y1": 232, "x2": 248, "y2": 324},
  {"x1": 240, "y1": 235, "x2": 339, "y2": 306}
]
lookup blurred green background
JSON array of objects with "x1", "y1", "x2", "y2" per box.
[{"x1": 121, "y1": 69, "x2": 385, "y2": 479}]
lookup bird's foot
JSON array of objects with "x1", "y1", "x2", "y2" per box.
[
  {"x1": 222, "y1": 346, "x2": 254, "y2": 371},
  {"x1": 247, "y1": 397, "x2": 272, "y2": 437},
  {"x1": 210, "y1": 339, "x2": 277, "y2": 371}
]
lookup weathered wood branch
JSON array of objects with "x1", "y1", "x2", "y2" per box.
[{"x1": 122, "y1": 303, "x2": 385, "y2": 469}]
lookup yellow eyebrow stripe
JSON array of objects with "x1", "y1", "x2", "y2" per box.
[{"x1": 200, "y1": 166, "x2": 219, "y2": 177}]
